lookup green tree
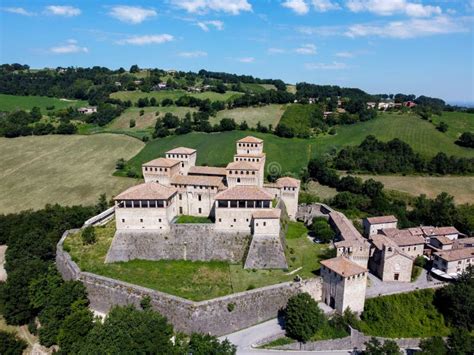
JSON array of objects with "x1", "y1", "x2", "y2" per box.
[
  {"x1": 57, "y1": 301, "x2": 94, "y2": 354},
  {"x1": 30, "y1": 106, "x2": 42, "y2": 121},
  {"x1": 187, "y1": 333, "x2": 236, "y2": 355},
  {"x1": 0, "y1": 331, "x2": 27, "y2": 355},
  {"x1": 364, "y1": 337, "x2": 401, "y2": 355},
  {"x1": 130, "y1": 64, "x2": 140, "y2": 73},
  {"x1": 81, "y1": 226, "x2": 96, "y2": 245},
  {"x1": 95, "y1": 193, "x2": 108, "y2": 213},
  {"x1": 419, "y1": 336, "x2": 447, "y2": 355},
  {"x1": 115, "y1": 158, "x2": 125, "y2": 170},
  {"x1": 311, "y1": 217, "x2": 335, "y2": 243},
  {"x1": 437, "y1": 121, "x2": 448, "y2": 133},
  {"x1": 285, "y1": 293, "x2": 325, "y2": 342},
  {"x1": 447, "y1": 328, "x2": 474, "y2": 355}
]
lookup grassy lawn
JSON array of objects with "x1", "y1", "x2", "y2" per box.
[
  {"x1": 358, "y1": 289, "x2": 450, "y2": 338},
  {"x1": 279, "y1": 104, "x2": 320, "y2": 136},
  {"x1": 108, "y1": 106, "x2": 198, "y2": 130},
  {"x1": 0, "y1": 134, "x2": 143, "y2": 214},
  {"x1": 64, "y1": 221, "x2": 327, "y2": 301},
  {"x1": 430, "y1": 111, "x2": 474, "y2": 142},
  {"x1": 110, "y1": 90, "x2": 243, "y2": 104},
  {"x1": 175, "y1": 215, "x2": 213, "y2": 223},
  {"x1": 212, "y1": 104, "x2": 285, "y2": 128},
  {"x1": 355, "y1": 174, "x2": 474, "y2": 205},
  {"x1": 0, "y1": 93, "x2": 87, "y2": 112},
  {"x1": 305, "y1": 181, "x2": 338, "y2": 200}
]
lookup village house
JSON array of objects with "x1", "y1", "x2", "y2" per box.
[
  {"x1": 320, "y1": 256, "x2": 368, "y2": 314},
  {"x1": 431, "y1": 247, "x2": 474, "y2": 279},
  {"x1": 404, "y1": 101, "x2": 417, "y2": 108},
  {"x1": 363, "y1": 215, "x2": 398, "y2": 237},
  {"x1": 77, "y1": 106, "x2": 97, "y2": 115}
]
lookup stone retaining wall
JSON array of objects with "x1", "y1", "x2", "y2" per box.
[{"x1": 56, "y1": 229, "x2": 322, "y2": 336}]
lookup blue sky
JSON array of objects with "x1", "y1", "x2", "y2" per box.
[{"x1": 0, "y1": 0, "x2": 473, "y2": 103}]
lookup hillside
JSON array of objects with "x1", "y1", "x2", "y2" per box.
[{"x1": 0, "y1": 94, "x2": 87, "y2": 112}]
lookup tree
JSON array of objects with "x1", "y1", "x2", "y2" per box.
[
  {"x1": 285, "y1": 293, "x2": 325, "y2": 342},
  {"x1": 57, "y1": 301, "x2": 94, "y2": 354},
  {"x1": 0, "y1": 331, "x2": 27, "y2": 355},
  {"x1": 81, "y1": 226, "x2": 96, "y2": 245},
  {"x1": 456, "y1": 132, "x2": 474, "y2": 148},
  {"x1": 275, "y1": 123, "x2": 295, "y2": 138},
  {"x1": 30, "y1": 106, "x2": 42, "y2": 121},
  {"x1": 187, "y1": 333, "x2": 236, "y2": 355},
  {"x1": 129, "y1": 119, "x2": 136, "y2": 128},
  {"x1": 311, "y1": 217, "x2": 335, "y2": 243},
  {"x1": 130, "y1": 64, "x2": 140, "y2": 73},
  {"x1": 419, "y1": 336, "x2": 447, "y2": 355},
  {"x1": 219, "y1": 118, "x2": 237, "y2": 131},
  {"x1": 95, "y1": 193, "x2": 108, "y2": 213},
  {"x1": 56, "y1": 122, "x2": 77, "y2": 134},
  {"x1": 364, "y1": 337, "x2": 401, "y2": 355},
  {"x1": 447, "y1": 328, "x2": 474, "y2": 355},
  {"x1": 115, "y1": 158, "x2": 125, "y2": 170},
  {"x1": 437, "y1": 121, "x2": 448, "y2": 133}
]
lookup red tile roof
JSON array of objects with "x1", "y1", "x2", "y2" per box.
[
  {"x1": 188, "y1": 166, "x2": 227, "y2": 176},
  {"x1": 215, "y1": 186, "x2": 273, "y2": 200},
  {"x1": 226, "y1": 161, "x2": 259, "y2": 170},
  {"x1": 115, "y1": 183, "x2": 177, "y2": 200},
  {"x1": 166, "y1": 147, "x2": 196, "y2": 155},
  {"x1": 143, "y1": 157, "x2": 180, "y2": 167},
  {"x1": 237, "y1": 136, "x2": 263, "y2": 143},
  {"x1": 253, "y1": 209, "x2": 281, "y2": 219},
  {"x1": 366, "y1": 215, "x2": 398, "y2": 224},
  {"x1": 321, "y1": 256, "x2": 367, "y2": 277}
]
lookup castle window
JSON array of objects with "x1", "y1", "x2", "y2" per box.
[
  {"x1": 140, "y1": 219, "x2": 143, "y2": 223},
  {"x1": 125, "y1": 201, "x2": 132, "y2": 208},
  {"x1": 219, "y1": 218, "x2": 222, "y2": 222},
  {"x1": 155, "y1": 168, "x2": 157, "y2": 171},
  {"x1": 181, "y1": 162, "x2": 184, "y2": 168},
  {"x1": 218, "y1": 200, "x2": 228, "y2": 208},
  {"x1": 149, "y1": 201, "x2": 156, "y2": 208},
  {"x1": 122, "y1": 219, "x2": 125, "y2": 223},
  {"x1": 252, "y1": 172, "x2": 255, "y2": 175},
  {"x1": 246, "y1": 219, "x2": 249, "y2": 222},
  {"x1": 230, "y1": 200, "x2": 238, "y2": 208},
  {"x1": 256, "y1": 223, "x2": 258, "y2": 226},
  {"x1": 179, "y1": 207, "x2": 183, "y2": 214},
  {"x1": 238, "y1": 201, "x2": 245, "y2": 208},
  {"x1": 144, "y1": 167, "x2": 148, "y2": 171},
  {"x1": 198, "y1": 195, "x2": 202, "y2": 201},
  {"x1": 263, "y1": 222, "x2": 266, "y2": 226},
  {"x1": 233, "y1": 219, "x2": 236, "y2": 222},
  {"x1": 159, "y1": 219, "x2": 162, "y2": 222},
  {"x1": 263, "y1": 201, "x2": 270, "y2": 208},
  {"x1": 237, "y1": 178, "x2": 241, "y2": 183},
  {"x1": 160, "y1": 168, "x2": 163, "y2": 171},
  {"x1": 198, "y1": 208, "x2": 202, "y2": 214},
  {"x1": 179, "y1": 194, "x2": 182, "y2": 200}
]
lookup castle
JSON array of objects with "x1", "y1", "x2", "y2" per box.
[{"x1": 107, "y1": 136, "x2": 300, "y2": 269}]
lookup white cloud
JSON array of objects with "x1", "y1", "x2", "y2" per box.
[
  {"x1": 298, "y1": 25, "x2": 343, "y2": 36},
  {"x1": 178, "y1": 50, "x2": 208, "y2": 57},
  {"x1": 3, "y1": 7, "x2": 35, "y2": 16},
  {"x1": 117, "y1": 34, "x2": 175, "y2": 45},
  {"x1": 172, "y1": 0, "x2": 252, "y2": 14},
  {"x1": 197, "y1": 20, "x2": 224, "y2": 31},
  {"x1": 237, "y1": 57, "x2": 255, "y2": 63},
  {"x1": 45, "y1": 5, "x2": 81, "y2": 17},
  {"x1": 346, "y1": 0, "x2": 441, "y2": 17},
  {"x1": 311, "y1": 0, "x2": 340, "y2": 12},
  {"x1": 305, "y1": 61, "x2": 348, "y2": 70},
  {"x1": 335, "y1": 51, "x2": 354, "y2": 58},
  {"x1": 295, "y1": 43, "x2": 317, "y2": 54},
  {"x1": 268, "y1": 47, "x2": 286, "y2": 54},
  {"x1": 346, "y1": 15, "x2": 470, "y2": 39},
  {"x1": 282, "y1": 0, "x2": 309, "y2": 15},
  {"x1": 50, "y1": 40, "x2": 88, "y2": 54},
  {"x1": 109, "y1": 6, "x2": 157, "y2": 24}
]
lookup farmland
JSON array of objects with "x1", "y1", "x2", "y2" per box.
[
  {"x1": 110, "y1": 89, "x2": 242, "y2": 104},
  {"x1": 212, "y1": 104, "x2": 285, "y2": 128},
  {"x1": 0, "y1": 93, "x2": 87, "y2": 112},
  {"x1": 279, "y1": 103, "x2": 320, "y2": 136},
  {"x1": 0, "y1": 134, "x2": 143, "y2": 214}
]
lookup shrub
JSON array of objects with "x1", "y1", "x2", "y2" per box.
[
  {"x1": 115, "y1": 158, "x2": 125, "y2": 170},
  {"x1": 227, "y1": 303, "x2": 235, "y2": 312},
  {"x1": 285, "y1": 293, "x2": 325, "y2": 342},
  {"x1": 140, "y1": 296, "x2": 152, "y2": 310},
  {"x1": 129, "y1": 119, "x2": 136, "y2": 128},
  {"x1": 0, "y1": 331, "x2": 27, "y2": 355},
  {"x1": 81, "y1": 226, "x2": 96, "y2": 245}
]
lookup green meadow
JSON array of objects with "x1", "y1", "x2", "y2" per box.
[{"x1": 0, "y1": 94, "x2": 87, "y2": 112}]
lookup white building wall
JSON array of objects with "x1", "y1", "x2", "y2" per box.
[
  {"x1": 364, "y1": 221, "x2": 398, "y2": 237},
  {"x1": 115, "y1": 203, "x2": 176, "y2": 231},
  {"x1": 174, "y1": 185, "x2": 218, "y2": 217},
  {"x1": 280, "y1": 187, "x2": 299, "y2": 221},
  {"x1": 142, "y1": 164, "x2": 180, "y2": 185},
  {"x1": 434, "y1": 257, "x2": 473, "y2": 275},
  {"x1": 253, "y1": 218, "x2": 280, "y2": 236},
  {"x1": 215, "y1": 207, "x2": 254, "y2": 233},
  {"x1": 399, "y1": 244, "x2": 424, "y2": 258},
  {"x1": 342, "y1": 273, "x2": 367, "y2": 314},
  {"x1": 236, "y1": 142, "x2": 263, "y2": 155},
  {"x1": 165, "y1": 152, "x2": 197, "y2": 175},
  {"x1": 226, "y1": 173, "x2": 259, "y2": 188}
]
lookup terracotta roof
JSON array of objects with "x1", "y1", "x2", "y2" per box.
[
  {"x1": 215, "y1": 186, "x2": 273, "y2": 200},
  {"x1": 143, "y1": 157, "x2": 180, "y2": 168},
  {"x1": 435, "y1": 247, "x2": 474, "y2": 262},
  {"x1": 321, "y1": 256, "x2": 367, "y2": 277},
  {"x1": 237, "y1": 136, "x2": 263, "y2": 143},
  {"x1": 434, "y1": 226, "x2": 459, "y2": 236},
  {"x1": 188, "y1": 166, "x2": 227, "y2": 176},
  {"x1": 329, "y1": 211, "x2": 364, "y2": 242},
  {"x1": 166, "y1": 147, "x2": 196, "y2": 155},
  {"x1": 454, "y1": 237, "x2": 474, "y2": 248},
  {"x1": 366, "y1": 215, "x2": 398, "y2": 224},
  {"x1": 371, "y1": 234, "x2": 398, "y2": 250},
  {"x1": 382, "y1": 228, "x2": 425, "y2": 246},
  {"x1": 432, "y1": 235, "x2": 454, "y2": 245},
  {"x1": 170, "y1": 175, "x2": 223, "y2": 187},
  {"x1": 277, "y1": 177, "x2": 300, "y2": 188},
  {"x1": 226, "y1": 161, "x2": 259, "y2": 170},
  {"x1": 407, "y1": 227, "x2": 425, "y2": 237},
  {"x1": 253, "y1": 209, "x2": 281, "y2": 219},
  {"x1": 115, "y1": 183, "x2": 177, "y2": 200}
]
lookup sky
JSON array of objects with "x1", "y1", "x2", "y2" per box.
[{"x1": 0, "y1": 0, "x2": 473, "y2": 103}]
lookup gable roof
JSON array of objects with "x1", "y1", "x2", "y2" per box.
[
  {"x1": 143, "y1": 157, "x2": 180, "y2": 168},
  {"x1": 237, "y1": 136, "x2": 263, "y2": 144},
  {"x1": 188, "y1": 166, "x2": 227, "y2": 176},
  {"x1": 166, "y1": 147, "x2": 196, "y2": 155},
  {"x1": 170, "y1": 175, "x2": 223, "y2": 187},
  {"x1": 433, "y1": 226, "x2": 459, "y2": 236},
  {"x1": 226, "y1": 161, "x2": 259, "y2": 170},
  {"x1": 321, "y1": 256, "x2": 367, "y2": 277},
  {"x1": 382, "y1": 228, "x2": 426, "y2": 246},
  {"x1": 253, "y1": 209, "x2": 281, "y2": 219},
  {"x1": 114, "y1": 183, "x2": 177, "y2": 200},
  {"x1": 366, "y1": 215, "x2": 398, "y2": 224},
  {"x1": 277, "y1": 177, "x2": 300, "y2": 188},
  {"x1": 215, "y1": 186, "x2": 273, "y2": 200},
  {"x1": 435, "y1": 247, "x2": 474, "y2": 262}
]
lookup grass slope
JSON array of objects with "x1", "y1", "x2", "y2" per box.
[
  {"x1": 0, "y1": 94, "x2": 87, "y2": 112},
  {"x1": 64, "y1": 221, "x2": 327, "y2": 301},
  {"x1": 108, "y1": 106, "x2": 198, "y2": 130},
  {"x1": 110, "y1": 90, "x2": 242, "y2": 104},
  {"x1": 213, "y1": 104, "x2": 285, "y2": 128},
  {"x1": 359, "y1": 289, "x2": 450, "y2": 338},
  {"x1": 279, "y1": 104, "x2": 319, "y2": 135},
  {"x1": 0, "y1": 134, "x2": 143, "y2": 214}
]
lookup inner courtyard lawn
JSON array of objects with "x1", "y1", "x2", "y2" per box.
[{"x1": 63, "y1": 221, "x2": 327, "y2": 301}]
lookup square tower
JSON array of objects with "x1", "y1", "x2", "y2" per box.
[
  {"x1": 142, "y1": 158, "x2": 181, "y2": 186},
  {"x1": 236, "y1": 136, "x2": 263, "y2": 155},
  {"x1": 165, "y1": 147, "x2": 197, "y2": 175}
]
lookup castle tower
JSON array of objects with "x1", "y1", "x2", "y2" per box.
[
  {"x1": 142, "y1": 158, "x2": 181, "y2": 186},
  {"x1": 165, "y1": 147, "x2": 197, "y2": 175},
  {"x1": 234, "y1": 136, "x2": 265, "y2": 186}
]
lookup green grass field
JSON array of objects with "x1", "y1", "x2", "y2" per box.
[
  {"x1": 110, "y1": 90, "x2": 243, "y2": 104},
  {"x1": 0, "y1": 134, "x2": 144, "y2": 215},
  {"x1": 212, "y1": 104, "x2": 285, "y2": 128},
  {"x1": 108, "y1": 106, "x2": 198, "y2": 130},
  {"x1": 279, "y1": 104, "x2": 319, "y2": 136},
  {"x1": 122, "y1": 131, "x2": 310, "y2": 176},
  {"x1": 0, "y1": 94, "x2": 87, "y2": 112},
  {"x1": 64, "y1": 221, "x2": 327, "y2": 301},
  {"x1": 430, "y1": 111, "x2": 474, "y2": 142}
]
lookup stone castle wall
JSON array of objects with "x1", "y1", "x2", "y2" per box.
[
  {"x1": 105, "y1": 224, "x2": 251, "y2": 263},
  {"x1": 56, "y1": 229, "x2": 322, "y2": 336}
]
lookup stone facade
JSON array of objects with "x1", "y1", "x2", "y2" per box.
[{"x1": 56, "y1": 230, "x2": 322, "y2": 336}]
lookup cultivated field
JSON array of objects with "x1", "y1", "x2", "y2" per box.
[
  {"x1": 356, "y1": 174, "x2": 474, "y2": 204},
  {"x1": 64, "y1": 221, "x2": 327, "y2": 301},
  {"x1": 0, "y1": 134, "x2": 144, "y2": 214},
  {"x1": 108, "y1": 106, "x2": 198, "y2": 130},
  {"x1": 0, "y1": 94, "x2": 87, "y2": 112},
  {"x1": 110, "y1": 90, "x2": 242, "y2": 104},
  {"x1": 212, "y1": 104, "x2": 285, "y2": 128}
]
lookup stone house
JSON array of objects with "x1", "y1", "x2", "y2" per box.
[
  {"x1": 77, "y1": 106, "x2": 97, "y2": 114},
  {"x1": 380, "y1": 228, "x2": 425, "y2": 258},
  {"x1": 363, "y1": 215, "x2": 398, "y2": 237},
  {"x1": 320, "y1": 256, "x2": 368, "y2": 314},
  {"x1": 432, "y1": 247, "x2": 474, "y2": 279}
]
